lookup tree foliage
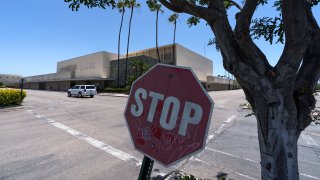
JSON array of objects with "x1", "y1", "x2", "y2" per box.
[
  {"x1": 64, "y1": 0, "x2": 116, "y2": 11},
  {"x1": 126, "y1": 59, "x2": 151, "y2": 88}
]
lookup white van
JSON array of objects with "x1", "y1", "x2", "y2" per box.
[{"x1": 68, "y1": 85, "x2": 97, "y2": 98}]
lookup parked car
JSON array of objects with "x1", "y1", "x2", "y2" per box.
[{"x1": 68, "y1": 85, "x2": 97, "y2": 98}]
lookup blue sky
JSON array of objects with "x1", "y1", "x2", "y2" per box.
[{"x1": 0, "y1": 1, "x2": 319, "y2": 77}]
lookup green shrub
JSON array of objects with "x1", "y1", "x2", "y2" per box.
[
  {"x1": 0, "y1": 82, "x2": 3, "y2": 87},
  {"x1": 103, "y1": 87, "x2": 129, "y2": 93},
  {"x1": 0, "y1": 89, "x2": 26, "y2": 107}
]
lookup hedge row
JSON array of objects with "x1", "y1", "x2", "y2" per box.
[
  {"x1": 0, "y1": 89, "x2": 26, "y2": 107},
  {"x1": 103, "y1": 87, "x2": 130, "y2": 93}
]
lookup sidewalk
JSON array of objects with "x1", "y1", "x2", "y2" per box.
[{"x1": 97, "y1": 92, "x2": 129, "y2": 98}]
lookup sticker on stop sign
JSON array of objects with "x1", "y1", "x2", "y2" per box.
[{"x1": 124, "y1": 64, "x2": 214, "y2": 167}]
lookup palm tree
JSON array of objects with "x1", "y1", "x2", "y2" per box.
[
  {"x1": 124, "y1": 0, "x2": 140, "y2": 87},
  {"x1": 147, "y1": 0, "x2": 163, "y2": 63},
  {"x1": 168, "y1": 13, "x2": 179, "y2": 65},
  {"x1": 116, "y1": 1, "x2": 125, "y2": 88}
]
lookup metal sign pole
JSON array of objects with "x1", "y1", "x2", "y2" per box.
[
  {"x1": 138, "y1": 156, "x2": 154, "y2": 180},
  {"x1": 20, "y1": 78, "x2": 24, "y2": 102}
]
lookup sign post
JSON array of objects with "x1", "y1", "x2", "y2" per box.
[
  {"x1": 19, "y1": 78, "x2": 25, "y2": 102},
  {"x1": 124, "y1": 64, "x2": 214, "y2": 176},
  {"x1": 138, "y1": 156, "x2": 154, "y2": 180}
]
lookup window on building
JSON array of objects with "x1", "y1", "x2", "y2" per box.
[{"x1": 164, "y1": 53, "x2": 172, "y2": 60}]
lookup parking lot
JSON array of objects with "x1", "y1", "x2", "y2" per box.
[{"x1": 0, "y1": 90, "x2": 319, "y2": 179}]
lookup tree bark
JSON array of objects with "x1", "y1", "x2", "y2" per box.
[
  {"x1": 253, "y1": 87, "x2": 300, "y2": 179},
  {"x1": 117, "y1": 7, "x2": 125, "y2": 88},
  {"x1": 125, "y1": 5, "x2": 134, "y2": 87},
  {"x1": 156, "y1": 9, "x2": 160, "y2": 63},
  {"x1": 158, "y1": 0, "x2": 319, "y2": 179}
]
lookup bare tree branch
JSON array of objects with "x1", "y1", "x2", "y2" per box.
[
  {"x1": 294, "y1": 9, "x2": 320, "y2": 132},
  {"x1": 158, "y1": 0, "x2": 215, "y2": 21},
  {"x1": 295, "y1": 9, "x2": 320, "y2": 94},
  {"x1": 234, "y1": 0, "x2": 272, "y2": 76},
  {"x1": 275, "y1": 0, "x2": 315, "y2": 82},
  {"x1": 226, "y1": 0, "x2": 242, "y2": 10},
  {"x1": 295, "y1": 37, "x2": 320, "y2": 132},
  {"x1": 159, "y1": 0, "x2": 265, "y2": 91}
]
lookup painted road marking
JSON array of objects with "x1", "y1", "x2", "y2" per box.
[
  {"x1": 301, "y1": 133, "x2": 319, "y2": 147},
  {"x1": 206, "y1": 147, "x2": 259, "y2": 163},
  {"x1": 26, "y1": 109, "x2": 142, "y2": 166},
  {"x1": 207, "y1": 114, "x2": 237, "y2": 143},
  {"x1": 225, "y1": 115, "x2": 237, "y2": 123},
  {"x1": 303, "y1": 131, "x2": 320, "y2": 137},
  {"x1": 232, "y1": 171, "x2": 257, "y2": 180},
  {"x1": 300, "y1": 173, "x2": 320, "y2": 180},
  {"x1": 205, "y1": 147, "x2": 320, "y2": 179}
]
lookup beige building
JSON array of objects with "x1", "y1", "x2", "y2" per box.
[
  {"x1": 0, "y1": 74, "x2": 22, "y2": 86},
  {"x1": 23, "y1": 44, "x2": 237, "y2": 91},
  {"x1": 127, "y1": 44, "x2": 212, "y2": 82}
]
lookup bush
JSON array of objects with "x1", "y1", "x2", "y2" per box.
[
  {"x1": 103, "y1": 87, "x2": 130, "y2": 93},
  {"x1": 0, "y1": 89, "x2": 26, "y2": 107},
  {"x1": 0, "y1": 82, "x2": 3, "y2": 87}
]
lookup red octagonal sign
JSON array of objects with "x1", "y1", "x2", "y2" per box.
[{"x1": 124, "y1": 64, "x2": 214, "y2": 167}]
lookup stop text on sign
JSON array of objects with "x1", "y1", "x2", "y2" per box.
[{"x1": 130, "y1": 88, "x2": 203, "y2": 137}]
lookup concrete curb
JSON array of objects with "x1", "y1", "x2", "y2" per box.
[{"x1": 97, "y1": 93, "x2": 129, "y2": 98}]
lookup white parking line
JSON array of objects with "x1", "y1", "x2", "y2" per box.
[
  {"x1": 207, "y1": 114, "x2": 237, "y2": 143},
  {"x1": 303, "y1": 131, "x2": 320, "y2": 137},
  {"x1": 225, "y1": 115, "x2": 237, "y2": 123},
  {"x1": 205, "y1": 147, "x2": 320, "y2": 179},
  {"x1": 300, "y1": 173, "x2": 320, "y2": 180},
  {"x1": 205, "y1": 147, "x2": 259, "y2": 163},
  {"x1": 232, "y1": 171, "x2": 257, "y2": 180},
  {"x1": 301, "y1": 134, "x2": 319, "y2": 147},
  {"x1": 26, "y1": 109, "x2": 141, "y2": 166}
]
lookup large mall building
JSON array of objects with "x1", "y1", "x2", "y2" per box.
[{"x1": 20, "y1": 44, "x2": 237, "y2": 91}]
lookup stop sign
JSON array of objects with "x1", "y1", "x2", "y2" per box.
[{"x1": 124, "y1": 64, "x2": 214, "y2": 167}]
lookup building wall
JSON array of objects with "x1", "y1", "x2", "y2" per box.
[
  {"x1": 57, "y1": 51, "x2": 118, "y2": 79},
  {"x1": 128, "y1": 44, "x2": 175, "y2": 65},
  {"x1": 25, "y1": 82, "x2": 40, "y2": 90},
  {"x1": 24, "y1": 73, "x2": 58, "y2": 83},
  {"x1": 175, "y1": 44, "x2": 213, "y2": 82},
  {"x1": 128, "y1": 44, "x2": 213, "y2": 82},
  {"x1": 0, "y1": 74, "x2": 22, "y2": 86},
  {"x1": 45, "y1": 81, "x2": 70, "y2": 91},
  {"x1": 205, "y1": 76, "x2": 241, "y2": 91},
  {"x1": 207, "y1": 76, "x2": 230, "y2": 84},
  {"x1": 110, "y1": 55, "x2": 158, "y2": 87}
]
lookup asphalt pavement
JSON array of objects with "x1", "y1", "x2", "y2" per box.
[{"x1": 0, "y1": 89, "x2": 319, "y2": 180}]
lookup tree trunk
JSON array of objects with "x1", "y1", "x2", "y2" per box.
[
  {"x1": 172, "y1": 20, "x2": 176, "y2": 65},
  {"x1": 253, "y1": 85, "x2": 301, "y2": 179},
  {"x1": 125, "y1": 5, "x2": 134, "y2": 87},
  {"x1": 156, "y1": 9, "x2": 160, "y2": 63},
  {"x1": 157, "y1": 0, "x2": 318, "y2": 179},
  {"x1": 117, "y1": 8, "x2": 125, "y2": 88}
]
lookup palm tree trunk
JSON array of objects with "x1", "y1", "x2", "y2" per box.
[
  {"x1": 117, "y1": 7, "x2": 125, "y2": 88},
  {"x1": 173, "y1": 19, "x2": 176, "y2": 65},
  {"x1": 125, "y1": 5, "x2": 134, "y2": 87},
  {"x1": 156, "y1": 9, "x2": 160, "y2": 63}
]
